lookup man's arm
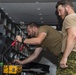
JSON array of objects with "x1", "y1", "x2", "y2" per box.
[
  {"x1": 60, "y1": 27, "x2": 76, "y2": 68},
  {"x1": 14, "y1": 47, "x2": 43, "y2": 65},
  {"x1": 16, "y1": 32, "x2": 47, "y2": 45}
]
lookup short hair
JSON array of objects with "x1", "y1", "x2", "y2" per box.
[
  {"x1": 27, "y1": 22, "x2": 39, "y2": 28},
  {"x1": 56, "y1": 0, "x2": 73, "y2": 9}
]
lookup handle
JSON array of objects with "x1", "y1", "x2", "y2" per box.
[
  {"x1": 11, "y1": 40, "x2": 17, "y2": 46},
  {"x1": 19, "y1": 44, "x2": 26, "y2": 51}
]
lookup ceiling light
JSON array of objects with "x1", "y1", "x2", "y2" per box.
[
  {"x1": 13, "y1": 21, "x2": 15, "y2": 22},
  {"x1": 40, "y1": 17, "x2": 43, "y2": 20},
  {"x1": 35, "y1": 1, "x2": 39, "y2": 4},
  {"x1": 20, "y1": 21, "x2": 25, "y2": 25},
  {"x1": 1, "y1": 7, "x2": 4, "y2": 10},
  {"x1": 9, "y1": 17, "x2": 12, "y2": 19},
  {"x1": 39, "y1": 13, "x2": 42, "y2": 16},
  {"x1": 6, "y1": 13, "x2": 8, "y2": 15},
  {"x1": 37, "y1": 8, "x2": 40, "y2": 11},
  {"x1": 41, "y1": 21, "x2": 44, "y2": 23}
]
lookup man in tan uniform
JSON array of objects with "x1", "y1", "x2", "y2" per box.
[
  {"x1": 56, "y1": 0, "x2": 76, "y2": 74},
  {"x1": 14, "y1": 22, "x2": 62, "y2": 65}
]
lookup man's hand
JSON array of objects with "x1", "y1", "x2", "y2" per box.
[
  {"x1": 14, "y1": 59, "x2": 23, "y2": 65},
  {"x1": 60, "y1": 57, "x2": 68, "y2": 68},
  {"x1": 16, "y1": 35, "x2": 22, "y2": 43}
]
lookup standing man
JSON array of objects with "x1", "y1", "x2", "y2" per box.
[
  {"x1": 56, "y1": 0, "x2": 76, "y2": 74},
  {"x1": 14, "y1": 22, "x2": 62, "y2": 65}
]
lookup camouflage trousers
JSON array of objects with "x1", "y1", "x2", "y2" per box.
[{"x1": 56, "y1": 51, "x2": 76, "y2": 75}]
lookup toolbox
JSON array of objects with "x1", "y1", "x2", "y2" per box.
[{"x1": 3, "y1": 65, "x2": 22, "y2": 74}]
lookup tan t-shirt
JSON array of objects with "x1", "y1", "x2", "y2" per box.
[
  {"x1": 38, "y1": 25, "x2": 62, "y2": 55},
  {"x1": 62, "y1": 14, "x2": 76, "y2": 52}
]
